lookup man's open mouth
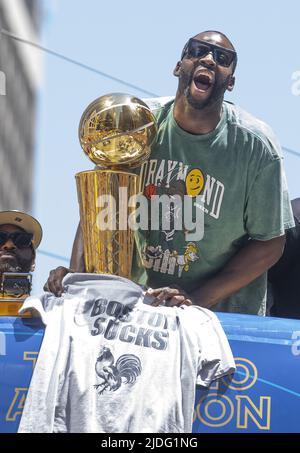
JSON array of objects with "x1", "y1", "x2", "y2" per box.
[{"x1": 193, "y1": 73, "x2": 214, "y2": 92}]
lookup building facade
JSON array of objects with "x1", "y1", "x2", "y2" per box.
[{"x1": 0, "y1": 0, "x2": 41, "y2": 211}]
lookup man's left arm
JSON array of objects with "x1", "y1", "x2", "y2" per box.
[
  {"x1": 149, "y1": 236, "x2": 285, "y2": 307},
  {"x1": 195, "y1": 149, "x2": 293, "y2": 309},
  {"x1": 190, "y1": 235, "x2": 285, "y2": 309}
]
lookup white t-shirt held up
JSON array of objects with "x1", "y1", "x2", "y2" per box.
[{"x1": 18, "y1": 273, "x2": 235, "y2": 433}]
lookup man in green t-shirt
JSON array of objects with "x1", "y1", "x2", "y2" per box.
[{"x1": 46, "y1": 31, "x2": 294, "y2": 316}]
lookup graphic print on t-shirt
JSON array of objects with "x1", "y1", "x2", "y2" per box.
[
  {"x1": 85, "y1": 296, "x2": 179, "y2": 394},
  {"x1": 83, "y1": 297, "x2": 180, "y2": 351},
  {"x1": 94, "y1": 346, "x2": 142, "y2": 395},
  {"x1": 185, "y1": 168, "x2": 205, "y2": 197},
  {"x1": 139, "y1": 158, "x2": 225, "y2": 220},
  {"x1": 139, "y1": 158, "x2": 224, "y2": 278},
  {"x1": 142, "y1": 242, "x2": 199, "y2": 278}
]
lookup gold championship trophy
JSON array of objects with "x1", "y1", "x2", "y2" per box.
[{"x1": 76, "y1": 93, "x2": 157, "y2": 277}]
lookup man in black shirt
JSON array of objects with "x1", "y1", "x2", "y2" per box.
[{"x1": 268, "y1": 198, "x2": 300, "y2": 319}]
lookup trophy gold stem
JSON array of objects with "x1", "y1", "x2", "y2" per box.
[{"x1": 75, "y1": 169, "x2": 138, "y2": 278}]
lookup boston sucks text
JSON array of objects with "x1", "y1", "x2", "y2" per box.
[{"x1": 88, "y1": 298, "x2": 179, "y2": 351}]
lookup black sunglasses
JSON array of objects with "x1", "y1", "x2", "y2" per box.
[
  {"x1": 182, "y1": 38, "x2": 237, "y2": 68},
  {"x1": 0, "y1": 231, "x2": 33, "y2": 248}
]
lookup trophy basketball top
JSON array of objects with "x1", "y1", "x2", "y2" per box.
[{"x1": 78, "y1": 93, "x2": 157, "y2": 169}]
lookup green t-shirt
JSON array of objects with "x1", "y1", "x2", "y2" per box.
[{"x1": 132, "y1": 99, "x2": 294, "y2": 315}]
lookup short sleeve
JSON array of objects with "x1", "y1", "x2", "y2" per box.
[
  {"x1": 196, "y1": 310, "x2": 235, "y2": 387},
  {"x1": 19, "y1": 293, "x2": 65, "y2": 325},
  {"x1": 244, "y1": 157, "x2": 294, "y2": 241}
]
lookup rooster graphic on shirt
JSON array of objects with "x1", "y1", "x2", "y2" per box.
[{"x1": 94, "y1": 346, "x2": 142, "y2": 394}]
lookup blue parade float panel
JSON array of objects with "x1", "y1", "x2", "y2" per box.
[
  {"x1": 194, "y1": 314, "x2": 300, "y2": 433},
  {"x1": 0, "y1": 313, "x2": 299, "y2": 433}
]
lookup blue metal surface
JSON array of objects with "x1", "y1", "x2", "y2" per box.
[
  {"x1": 193, "y1": 313, "x2": 300, "y2": 433},
  {"x1": 0, "y1": 313, "x2": 300, "y2": 433},
  {"x1": 0, "y1": 317, "x2": 44, "y2": 433}
]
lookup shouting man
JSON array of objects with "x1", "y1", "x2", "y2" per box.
[{"x1": 46, "y1": 31, "x2": 294, "y2": 316}]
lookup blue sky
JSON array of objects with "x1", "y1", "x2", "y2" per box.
[{"x1": 32, "y1": 0, "x2": 300, "y2": 291}]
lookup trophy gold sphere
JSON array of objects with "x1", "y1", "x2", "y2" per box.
[{"x1": 78, "y1": 93, "x2": 157, "y2": 168}]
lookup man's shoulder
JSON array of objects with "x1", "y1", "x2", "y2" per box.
[
  {"x1": 225, "y1": 101, "x2": 282, "y2": 158},
  {"x1": 143, "y1": 96, "x2": 174, "y2": 124},
  {"x1": 143, "y1": 96, "x2": 174, "y2": 112}
]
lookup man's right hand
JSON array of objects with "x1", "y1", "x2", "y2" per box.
[{"x1": 43, "y1": 266, "x2": 74, "y2": 297}]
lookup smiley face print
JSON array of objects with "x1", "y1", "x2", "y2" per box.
[{"x1": 185, "y1": 168, "x2": 205, "y2": 197}]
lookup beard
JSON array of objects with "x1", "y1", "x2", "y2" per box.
[
  {"x1": 0, "y1": 261, "x2": 22, "y2": 273},
  {"x1": 182, "y1": 71, "x2": 231, "y2": 111},
  {"x1": 0, "y1": 254, "x2": 33, "y2": 274}
]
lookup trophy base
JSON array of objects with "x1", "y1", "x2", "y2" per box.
[{"x1": 0, "y1": 300, "x2": 32, "y2": 317}]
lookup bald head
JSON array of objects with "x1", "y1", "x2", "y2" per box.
[
  {"x1": 193, "y1": 31, "x2": 236, "y2": 52},
  {"x1": 181, "y1": 30, "x2": 238, "y2": 73}
]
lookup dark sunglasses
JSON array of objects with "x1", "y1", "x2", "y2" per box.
[
  {"x1": 182, "y1": 38, "x2": 237, "y2": 68},
  {"x1": 0, "y1": 231, "x2": 33, "y2": 248}
]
